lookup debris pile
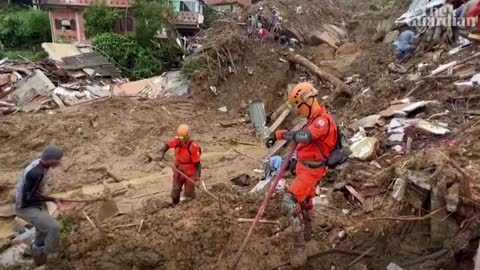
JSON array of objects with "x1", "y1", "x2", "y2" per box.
[{"x1": 0, "y1": 43, "x2": 190, "y2": 115}]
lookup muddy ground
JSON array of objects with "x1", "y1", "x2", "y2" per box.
[{"x1": 2, "y1": 0, "x2": 480, "y2": 269}]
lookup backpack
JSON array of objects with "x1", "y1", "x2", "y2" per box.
[{"x1": 326, "y1": 124, "x2": 351, "y2": 169}]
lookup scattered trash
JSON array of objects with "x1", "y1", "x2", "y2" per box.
[
  {"x1": 391, "y1": 178, "x2": 406, "y2": 201},
  {"x1": 112, "y1": 71, "x2": 188, "y2": 99},
  {"x1": 350, "y1": 137, "x2": 378, "y2": 160},
  {"x1": 209, "y1": 86, "x2": 219, "y2": 96},
  {"x1": 218, "y1": 106, "x2": 228, "y2": 113}
]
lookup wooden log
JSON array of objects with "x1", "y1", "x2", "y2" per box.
[{"x1": 286, "y1": 54, "x2": 352, "y2": 97}]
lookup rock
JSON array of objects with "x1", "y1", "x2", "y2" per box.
[
  {"x1": 387, "y1": 263, "x2": 404, "y2": 270},
  {"x1": 336, "y1": 42, "x2": 357, "y2": 56},
  {"x1": 383, "y1": 30, "x2": 399, "y2": 44},
  {"x1": 388, "y1": 62, "x2": 407, "y2": 74},
  {"x1": 320, "y1": 52, "x2": 361, "y2": 74},
  {"x1": 313, "y1": 44, "x2": 336, "y2": 61},
  {"x1": 218, "y1": 106, "x2": 228, "y2": 113},
  {"x1": 308, "y1": 31, "x2": 340, "y2": 48},
  {"x1": 239, "y1": 100, "x2": 248, "y2": 109},
  {"x1": 372, "y1": 20, "x2": 394, "y2": 42},
  {"x1": 322, "y1": 24, "x2": 347, "y2": 40}
]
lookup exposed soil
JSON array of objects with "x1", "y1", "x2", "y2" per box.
[{"x1": 2, "y1": 0, "x2": 480, "y2": 269}]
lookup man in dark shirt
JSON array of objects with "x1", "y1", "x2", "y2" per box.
[{"x1": 16, "y1": 146, "x2": 64, "y2": 266}]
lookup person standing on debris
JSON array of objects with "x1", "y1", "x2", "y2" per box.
[
  {"x1": 265, "y1": 83, "x2": 339, "y2": 267},
  {"x1": 15, "y1": 146, "x2": 65, "y2": 266},
  {"x1": 269, "y1": 10, "x2": 279, "y2": 32},
  {"x1": 247, "y1": 15, "x2": 256, "y2": 38},
  {"x1": 394, "y1": 26, "x2": 417, "y2": 63},
  {"x1": 158, "y1": 124, "x2": 202, "y2": 205},
  {"x1": 259, "y1": 27, "x2": 269, "y2": 47}
]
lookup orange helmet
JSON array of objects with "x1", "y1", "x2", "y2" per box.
[
  {"x1": 288, "y1": 83, "x2": 320, "y2": 118},
  {"x1": 176, "y1": 124, "x2": 190, "y2": 140}
]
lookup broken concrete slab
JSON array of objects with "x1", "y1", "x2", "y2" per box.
[
  {"x1": 380, "y1": 101, "x2": 438, "y2": 118},
  {"x1": 86, "y1": 85, "x2": 111, "y2": 98},
  {"x1": 112, "y1": 71, "x2": 188, "y2": 99},
  {"x1": 12, "y1": 70, "x2": 55, "y2": 106},
  {"x1": 416, "y1": 119, "x2": 450, "y2": 135},
  {"x1": 41, "y1": 43, "x2": 82, "y2": 62},
  {"x1": 350, "y1": 115, "x2": 381, "y2": 131}
]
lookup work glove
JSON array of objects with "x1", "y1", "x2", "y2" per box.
[
  {"x1": 158, "y1": 150, "x2": 166, "y2": 161},
  {"x1": 265, "y1": 133, "x2": 277, "y2": 148}
]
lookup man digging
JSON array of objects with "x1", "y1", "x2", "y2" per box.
[
  {"x1": 15, "y1": 146, "x2": 68, "y2": 266},
  {"x1": 157, "y1": 124, "x2": 202, "y2": 205}
]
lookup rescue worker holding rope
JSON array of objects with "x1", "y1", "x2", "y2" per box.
[
  {"x1": 266, "y1": 83, "x2": 338, "y2": 267},
  {"x1": 158, "y1": 124, "x2": 202, "y2": 205}
]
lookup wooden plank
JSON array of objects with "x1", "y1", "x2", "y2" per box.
[
  {"x1": 267, "y1": 109, "x2": 290, "y2": 135},
  {"x1": 345, "y1": 185, "x2": 365, "y2": 204},
  {"x1": 263, "y1": 117, "x2": 307, "y2": 159},
  {"x1": 270, "y1": 102, "x2": 288, "y2": 122}
]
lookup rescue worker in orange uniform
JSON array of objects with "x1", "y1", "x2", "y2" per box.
[
  {"x1": 266, "y1": 83, "x2": 337, "y2": 267},
  {"x1": 158, "y1": 124, "x2": 202, "y2": 205}
]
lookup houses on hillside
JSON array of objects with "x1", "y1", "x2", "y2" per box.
[{"x1": 40, "y1": 0, "x2": 251, "y2": 43}]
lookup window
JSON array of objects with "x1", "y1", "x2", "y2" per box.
[
  {"x1": 54, "y1": 19, "x2": 76, "y2": 31},
  {"x1": 114, "y1": 17, "x2": 134, "y2": 33}
]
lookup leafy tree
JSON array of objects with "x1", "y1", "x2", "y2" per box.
[
  {"x1": 0, "y1": 8, "x2": 50, "y2": 48},
  {"x1": 93, "y1": 33, "x2": 162, "y2": 80},
  {"x1": 133, "y1": 0, "x2": 174, "y2": 47},
  {"x1": 84, "y1": 1, "x2": 120, "y2": 38}
]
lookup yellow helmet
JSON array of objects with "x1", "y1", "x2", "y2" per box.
[{"x1": 176, "y1": 124, "x2": 190, "y2": 140}]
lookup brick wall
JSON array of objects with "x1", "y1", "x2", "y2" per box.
[{"x1": 204, "y1": 0, "x2": 250, "y2": 7}]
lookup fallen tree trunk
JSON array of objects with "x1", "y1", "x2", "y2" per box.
[{"x1": 286, "y1": 54, "x2": 352, "y2": 98}]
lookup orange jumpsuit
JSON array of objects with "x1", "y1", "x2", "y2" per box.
[
  {"x1": 276, "y1": 106, "x2": 337, "y2": 204},
  {"x1": 165, "y1": 138, "x2": 201, "y2": 203}
]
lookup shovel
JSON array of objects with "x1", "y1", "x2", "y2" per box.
[{"x1": 159, "y1": 160, "x2": 219, "y2": 201}]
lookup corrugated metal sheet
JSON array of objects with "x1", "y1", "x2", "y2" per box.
[
  {"x1": 60, "y1": 52, "x2": 121, "y2": 78},
  {"x1": 249, "y1": 100, "x2": 267, "y2": 137},
  {"x1": 395, "y1": 0, "x2": 446, "y2": 24}
]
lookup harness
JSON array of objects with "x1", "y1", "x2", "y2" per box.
[{"x1": 175, "y1": 140, "x2": 201, "y2": 165}]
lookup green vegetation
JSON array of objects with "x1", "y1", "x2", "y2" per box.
[
  {"x1": 1, "y1": 49, "x2": 48, "y2": 61},
  {"x1": 133, "y1": 0, "x2": 174, "y2": 47},
  {"x1": 0, "y1": 8, "x2": 51, "y2": 49},
  {"x1": 91, "y1": 1, "x2": 182, "y2": 80},
  {"x1": 93, "y1": 33, "x2": 163, "y2": 80},
  {"x1": 182, "y1": 55, "x2": 207, "y2": 79},
  {"x1": 83, "y1": 1, "x2": 121, "y2": 38},
  {"x1": 204, "y1": 7, "x2": 221, "y2": 28}
]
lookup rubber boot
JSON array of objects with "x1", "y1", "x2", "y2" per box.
[
  {"x1": 32, "y1": 244, "x2": 47, "y2": 266},
  {"x1": 289, "y1": 214, "x2": 307, "y2": 268},
  {"x1": 303, "y1": 216, "x2": 312, "y2": 242}
]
